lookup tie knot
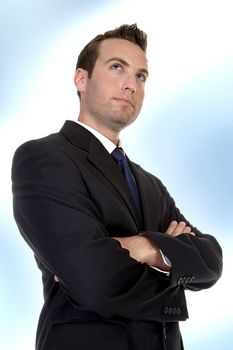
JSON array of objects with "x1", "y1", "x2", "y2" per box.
[{"x1": 111, "y1": 147, "x2": 126, "y2": 162}]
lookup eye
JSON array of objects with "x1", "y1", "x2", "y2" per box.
[
  {"x1": 137, "y1": 72, "x2": 147, "y2": 82},
  {"x1": 110, "y1": 63, "x2": 123, "y2": 71}
]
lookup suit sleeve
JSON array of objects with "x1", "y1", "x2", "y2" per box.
[
  {"x1": 12, "y1": 140, "x2": 189, "y2": 322},
  {"x1": 141, "y1": 177, "x2": 223, "y2": 291}
]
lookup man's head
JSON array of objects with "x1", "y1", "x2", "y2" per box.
[
  {"x1": 74, "y1": 24, "x2": 148, "y2": 143},
  {"x1": 76, "y1": 24, "x2": 147, "y2": 87}
]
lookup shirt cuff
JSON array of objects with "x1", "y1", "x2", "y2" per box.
[
  {"x1": 150, "y1": 250, "x2": 171, "y2": 276},
  {"x1": 160, "y1": 249, "x2": 171, "y2": 267}
]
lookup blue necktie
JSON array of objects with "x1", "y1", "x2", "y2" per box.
[{"x1": 112, "y1": 147, "x2": 141, "y2": 213}]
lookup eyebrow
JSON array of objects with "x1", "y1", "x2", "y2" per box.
[{"x1": 105, "y1": 57, "x2": 149, "y2": 77}]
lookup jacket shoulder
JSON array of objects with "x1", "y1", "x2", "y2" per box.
[{"x1": 13, "y1": 132, "x2": 65, "y2": 160}]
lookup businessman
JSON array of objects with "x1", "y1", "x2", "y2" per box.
[{"x1": 12, "y1": 24, "x2": 222, "y2": 350}]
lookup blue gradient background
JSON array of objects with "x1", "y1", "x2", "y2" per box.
[{"x1": 1, "y1": 1, "x2": 232, "y2": 349}]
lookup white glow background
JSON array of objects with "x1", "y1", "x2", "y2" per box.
[{"x1": 1, "y1": 1, "x2": 232, "y2": 349}]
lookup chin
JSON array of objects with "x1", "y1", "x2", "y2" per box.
[{"x1": 112, "y1": 117, "x2": 136, "y2": 131}]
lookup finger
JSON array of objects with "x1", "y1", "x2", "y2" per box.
[
  {"x1": 183, "y1": 226, "x2": 192, "y2": 233},
  {"x1": 176, "y1": 231, "x2": 196, "y2": 237},
  {"x1": 165, "y1": 221, "x2": 178, "y2": 235},
  {"x1": 178, "y1": 224, "x2": 196, "y2": 236},
  {"x1": 171, "y1": 221, "x2": 195, "y2": 237},
  {"x1": 173, "y1": 225, "x2": 196, "y2": 237},
  {"x1": 172, "y1": 221, "x2": 187, "y2": 235},
  {"x1": 188, "y1": 231, "x2": 196, "y2": 236}
]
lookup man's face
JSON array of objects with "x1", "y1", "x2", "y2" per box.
[{"x1": 77, "y1": 38, "x2": 148, "y2": 135}]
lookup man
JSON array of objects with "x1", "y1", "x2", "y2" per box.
[{"x1": 12, "y1": 24, "x2": 222, "y2": 350}]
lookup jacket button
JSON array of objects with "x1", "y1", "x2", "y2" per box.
[
  {"x1": 168, "y1": 307, "x2": 173, "y2": 315},
  {"x1": 172, "y1": 307, "x2": 177, "y2": 315},
  {"x1": 177, "y1": 277, "x2": 183, "y2": 285}
]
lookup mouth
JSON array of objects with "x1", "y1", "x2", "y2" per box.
[{"x1": 113, "y1": 98, "x2": 135, "y2": 109}]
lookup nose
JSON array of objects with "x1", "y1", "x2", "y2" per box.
[{"x1": 122, "y1": 75, "x2": 137, "y2": 93}]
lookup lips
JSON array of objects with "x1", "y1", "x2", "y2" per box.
[{"x1": 113, "y1": 98, "x2": 135, "y2": 108}]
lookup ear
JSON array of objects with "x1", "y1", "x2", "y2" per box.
[{"x1": 74, "y1": 68, "x2": 88, "y2": 94}]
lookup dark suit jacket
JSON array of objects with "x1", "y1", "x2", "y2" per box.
[{"x1": 12, "y1": 120, "x2": 222, "y2": 350}]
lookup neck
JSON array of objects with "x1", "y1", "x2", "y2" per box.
[{"x1": 77, "y1": 116, "x2": 120, "y2": 146}]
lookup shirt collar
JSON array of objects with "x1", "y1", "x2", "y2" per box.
[{"x1": 76, "y1": 120, "x2": 121, "y2": 154}]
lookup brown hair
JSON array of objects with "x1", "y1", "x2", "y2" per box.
[{"x1": 75, "y1": 24, "x2": 147, "y2": 97}]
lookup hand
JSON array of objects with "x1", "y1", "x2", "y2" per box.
[
  {"x1": 113, "y1": 235, "x2": 170, "y2": 270},
  {"x1": 165, "y1": 221, "x2": 195, "y2": 237}
]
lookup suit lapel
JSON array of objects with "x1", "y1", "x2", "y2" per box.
[
  {"x1": 60, "y1": 121, "x2": 141, "y2": 229},
  {"x1": 130, "y1": 162, "x2": 161, "y2": 231}
]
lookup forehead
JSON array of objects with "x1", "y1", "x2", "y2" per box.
[{"x1": 97, "y1": 38, "x2": 148, "y2": 68}]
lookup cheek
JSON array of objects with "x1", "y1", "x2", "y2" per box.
[
  {"x1": 136, "y1": 89, "x2": 145, "y2": 105},
  {"x1": 87, "y1": 81, "x2": 104, "y2": 101},
  {"x1": 92, "y1": 78, "x2": 110, "y2": 97}
]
